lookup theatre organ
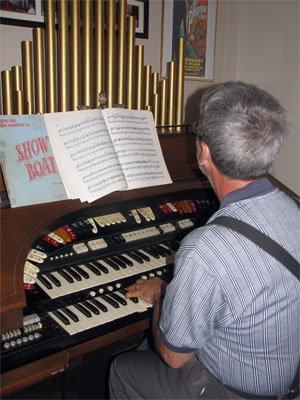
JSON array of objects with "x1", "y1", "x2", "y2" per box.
[{"x1": 0, "y1": 1, "x2": 218, "y2": 398}]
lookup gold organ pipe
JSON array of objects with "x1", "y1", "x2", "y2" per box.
[
  {"x1": 160, "y1": 79, "x2": 167, "y2": 129},
  {"x1": 152, "y1": 72, "x2": 159, "y2": 94},
  {"x1": 82, "y1": 0, "x2": 93, "y2": 107},
  {"x1": 58, "y1": 0, "x2": 69, "y2": 112},
  {"x1": 94, "y1": 0, "x2": 105, "y2": 107},
  {"x1": 1, "y1": 71, "x2": 13, "y2": 115},
  {"x1": 45, "y1": 0, "x2": 57, "y2": 113},
  {"x1": 15, "y1": 91, "x2": 24, "y2": 115},
  {"x1": 136, "y1": 45, "x2": 144, "y2": 110},
  {"x1": 126, "y1": 16, "x2": 135, "y2": 109},
  {"x1": 117, "y1": 0, "x2": 126, "y2": 106},
  {"x1": 167, "y1": 61, "x2": 176, "y2": 128},
  {"x1": 107, "y1": 0, "x2": 116, "y2": 108},
  {"x1": 153, "y1": 93, "x2": 160, "y2": 126},
  {"x1": 70, "y1": 0, "x2": 81, "y2": 110},
  {"x1": 33, "y1": 28, "x2": 45, "y2": 114},
  {"x1": 21, "y1": 41, "x2": 34, "y2": 114},
  {"x1": 12, "y1": 66, "x2": 23, "y2": 114},
  {"x1": 176, "y1": 37, "x2": 185, "y2": 131},
  {"x1": 144, "y1": 65, "x2": 152, "y2": 108}
]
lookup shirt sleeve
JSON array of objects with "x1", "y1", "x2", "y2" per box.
[{"x1": 159, "y1": 237, "x2": 233, "y2": 353}]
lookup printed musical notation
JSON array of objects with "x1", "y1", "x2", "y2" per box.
[{"x1": 43, "y1": 108, "x2": 172, "y2": 203}]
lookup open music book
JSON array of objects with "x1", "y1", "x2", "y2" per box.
[{"x1": 0, "y1": 109, "x2": 172, "y2": 207}]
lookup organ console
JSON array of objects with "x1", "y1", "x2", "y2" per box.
[
  {"x1": 0, "y1": 134, "x2": 219, "y2": 398},
  {"x1": 0, "y1": 1, "x2": 217, "y2": 397}
]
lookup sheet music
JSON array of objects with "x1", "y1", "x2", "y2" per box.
[
  {"x1": 102, "y1": 108, "x2": 172, "y2": 189},
  {"x1": 44, "y1": 110, "x2": 127, "y2": 203}
]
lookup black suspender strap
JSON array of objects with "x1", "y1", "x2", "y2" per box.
[
  {"x1": 209, "y1": 215, "x2": 300, "y2": 398},
  {"x1": 210, "y1": 216, "x2": 300, "y2": 281}
]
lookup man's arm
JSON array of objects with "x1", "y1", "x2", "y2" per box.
[
  {"x1": 126, "y1": 277, "x2": 196, "y2": 369},
  {"x1": 152, "y1": 296, "x2": 196, "y2": 369}
]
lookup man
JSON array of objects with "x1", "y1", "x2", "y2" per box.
[{"x1": 109, "y1": 81, "x2": 300, "y2": 399}]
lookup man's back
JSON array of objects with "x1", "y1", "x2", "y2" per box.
[{"x1": 160, "y1": 179, "x2": 300, "y2": 396}]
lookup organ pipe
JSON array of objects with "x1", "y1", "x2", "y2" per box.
[
  {"x1": 107, "y1": 0, "x2": 116, "y2": 108},
  {"x1": 45, "y1": 0, "x2": 57, "y2": 113},
  {"x1": 21, "y1": 41, "x2": 34, "y2": 114},
  {"x1": 70, "y1": 0, "x2": 81, "y2": 110},
  {"x1": 58, "y1": 0, "x2": 69, "y2": 112},
  {"x1": 82, "y1": 0, "x2": 93, "y2": 108},
  {"x1": 94, "y1": 0, "x2": 105, "y2": 107},
  {"x1": 1, "y1": 71, "x2": 13, "y2": 115},
  {"x1": 0, "y1": 0, "x2": 186, "y2": 131},
  {"x1": 33, "y1": 28, "x2": 45, "y2": 114},
  {"x1": 117, "y1": 0, "x2": 127, "y2": 106}
]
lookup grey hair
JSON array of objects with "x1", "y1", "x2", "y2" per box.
[{"x1": 194, "y1": 81, "x2": 290, "y2": 180}]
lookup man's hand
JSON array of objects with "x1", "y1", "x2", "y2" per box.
[{"x1": 125, "y1": 277, "x2": 167, "y2": 304}]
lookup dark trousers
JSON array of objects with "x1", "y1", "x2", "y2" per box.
[{"x1": 109, "y1": 341, "x2": 244, "y2": 399}]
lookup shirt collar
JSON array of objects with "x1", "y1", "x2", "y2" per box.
[{"x1": 220, "y1": 177, "x2": 276, "y2": 209}]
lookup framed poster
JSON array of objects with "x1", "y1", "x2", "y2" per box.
[
  {"x1": 127, "y1": 0, "x2": 149, "y2": 39},
  {"x1": 0, "y1": 0, "x2": 44, "y2": 27},
  {"x1": 160, "y1": 0, "x2": 217, "y2": 81}
]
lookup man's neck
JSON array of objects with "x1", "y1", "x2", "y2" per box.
[{"x1": 212, "y1": 170, "x2": 258, "y2": 202}]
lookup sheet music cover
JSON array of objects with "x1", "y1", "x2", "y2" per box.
[{"x1": 0, "y1": 114, "x2": 68, "y2": 208}]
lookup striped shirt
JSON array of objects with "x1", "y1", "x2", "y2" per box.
[{"x1": 159, "y1": 178, "x2": 300, "y2": 396}]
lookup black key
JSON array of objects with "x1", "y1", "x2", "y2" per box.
[
  {"x1": 156, "y1": 244, "x2": 172, "y2": 256},
  {"x1": 159, "y1": 244, "x2": 172, "y2": 255},
  {"x1": 94, "y1": 261, "x2": 109, "y2": 274},
  {"x1": 119, "y1": 288, "x2": 139, "y2": 303},
  {"x1": 102, "y1": 294, "x2": 120, "y2": 308},
  {"x1": 58, "y1": 269, "x2": 74, "y2": 283},
  {"x1": 83, "y1": 301, "x2": 100, "y2": 315},
  {"x1": 67, "y1": 267, "x2": 82, "y2": 281},
  {"x1": 74, "y1": 303, "x2": 91, "y2": 318},
  {"x1": 116, "y1": 254, "x2": 134, "y2": 267},
  {"x1": 109, "y1": 293, "x2": 127, "y2": 306},
  {"x1": 46, "y1": 273, "x2": 61, "y2": 287},
  {"x1": 62, "y1": 307, "x2": 79, "y2": 322},
  {"x1": 90, "y1": 298, "x2": 108, "y2": 312},
  {"x1": 125, "y1": 251, "x2": 143, "y2": 263},
  {"x1": 39, "y1": 275, "x2": 52, "y2": 290},
  {"x1": 104, "y1": 258, "x2": 120, "y2": 271},
  {"x1": 73, "y1": 265, "x2": 89, "y2": 279},
  {"x1": 133, "y1": 249, "x2": 150, "y2": 262},
  {"x1": 86, "y1": 263, "x2": 101, "y2": 276},
  {"x1": 143, "y1": 247, "x2": 160, "y2": 259},
  {"x1": 135, "y1": 250, "x2": 150, "y2": 262},
  {"x1": 53, "y1": 310, "x2": 70, "y2": 325},
  {"x1": 110, "y1": 256, "x2": 126, "y2": 269}
]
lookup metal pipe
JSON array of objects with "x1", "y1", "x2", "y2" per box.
[
  {"x1": 33, "y1": 28, "x2": 45, "y2": 114},
  {"x1": 70, "y1": 0, "x2": 81, "y2": 110},
  {"x1": 21, "y1": 40, "x2": 34, "y2": 114},
  {"x1": 58, "y1": 0, "x2": 69, "y2": 112},
  {"x1": 167, "y1": 61, "x2": 176, "y2": 128},
  {"x1": 82, "y1": 0, "x2": 93, "y2": 108},
  {"x1": 176, "y1": 37, "x2": 185, "y2": 131},
  {"x1": 126, "y1": 16, "x2": 135, "y2": 109},
  {"x1": 136, "y1": 45, "x2": 144, "y2": 110},
  {"x1": 45, "y1": 0, "x2": 57, "y2": 113},
  {"x1": 107, "y1": 0, "x2": 116, "y2": 108},
  {"x1": 117, "y1": 0, "x2": 126, "y2": 106},
  {"x1": 94, "y1": 0, "x2": 105, "y2": 107},
  {"x1": 1, "y1": 71, "x2": 13, "y2": 115},
  {"x1": 144, "y1": 65, "x2": 152, "y2": 108}
]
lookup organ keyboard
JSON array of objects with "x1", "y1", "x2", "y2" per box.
[{"x1": 1, "y1": 188, "x2": 217, "y2": 376}]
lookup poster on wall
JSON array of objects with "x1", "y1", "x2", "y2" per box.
[{"x1": 161, "y1": 0, "x2": 217, "y2": 81}]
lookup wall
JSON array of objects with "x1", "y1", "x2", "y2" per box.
[{"x1": 0, "y1": 0, "x2": 299, "y2": 194}]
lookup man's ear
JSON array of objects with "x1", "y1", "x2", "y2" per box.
[{"x1": 198, "y1": 141, "x2": 211, "y2": 166}]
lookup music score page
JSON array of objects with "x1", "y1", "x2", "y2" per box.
[{"x1": 44, "y1": 108, "x2": 172, "y2": 203}]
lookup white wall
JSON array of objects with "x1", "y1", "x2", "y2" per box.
[{"x1": 0, "y1": 0, "x2": 299, "y2": 194}]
